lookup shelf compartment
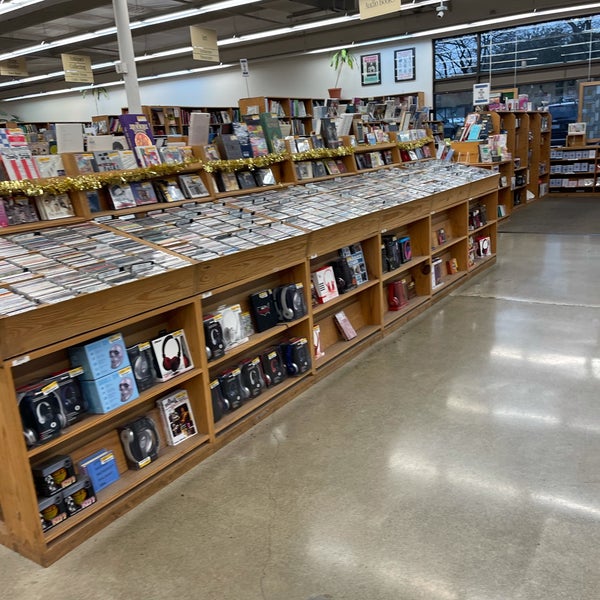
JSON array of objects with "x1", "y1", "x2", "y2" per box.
[
  {"x1": 43, "y1": 430, "x2": 211, "y2": 543},
  {"x1": 314, "y1": 324, "x2": 380, "y2": 369},
  {"x1": 213, "y1": 373, "x2": 310, "y2": 434},
  {"x1": 383, "y1": 295, "x2": 430, "y2": 328},
  {"x1": 381, "y1": 254, "x2": 429, "y2": 283},
  {"x1": 312, "y1": 279, "x2": 379, "y2": 316}
]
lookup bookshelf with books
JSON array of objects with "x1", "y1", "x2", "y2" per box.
[
  {"x1": 527, "y1": 111, "x2": 551, "y2": 200},
  {"x1": 548, "y1": 145, "x2": 599, "y2": 194},
  {"x1": 238, "y1": 96, "x2": 313, "y2": 137},
  {"x1": 0, "y1": 159, "x2": 499, "y2": 566},
  {"x1": 91, "y1": 115, "x2": 123, "y2": 135}
]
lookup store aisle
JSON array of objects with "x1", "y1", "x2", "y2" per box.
[{"x1": 1, "y1": 231, "x2": 600, "y2": 600}]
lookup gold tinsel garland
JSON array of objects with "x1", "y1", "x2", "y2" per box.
[
  {"x1": 396, "y1": 136, "x2": 434, "y2": 151},
  {"x1": 202, "y1": 152, "x2": 289, "y2": 173},
  {"x1": 0, "y1": 161, "x2": 203, "y2": 197},
  {"x1": 291, "y1": 146, "x2": 354, "y2": 162}
]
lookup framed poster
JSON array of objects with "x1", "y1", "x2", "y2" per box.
[
  {"x1": 361, "y1": 53, "x2": 381, "y2": 86},
  {"x1": 394, "y1": 48, "x2": 415, "y2": 82}
]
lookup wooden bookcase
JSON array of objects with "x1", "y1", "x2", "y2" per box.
[
  {"x1": 0, "y1": 146, "x2": 498, "y2": 567},
  {"x1": 548, "y1": 145, "x2": 599, "y2": 195},
  {"x1": 238, "y1": 96, "x2": 314, "y2": 137}
]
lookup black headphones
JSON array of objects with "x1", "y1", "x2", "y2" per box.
[{"x1": 120, "y1": 416, "x2": 160, "y2": 468}]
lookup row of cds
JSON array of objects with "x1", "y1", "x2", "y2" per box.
[
  {"x1": 0, "y1": 222, "x2": 190, "y2": 315},
  {"x1": 0, "y1": 161, "x2": 494, "y2": 316}
]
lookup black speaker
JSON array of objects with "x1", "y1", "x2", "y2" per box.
[
  {"x1": 120, "y1": 416, "x2": 160, "y2": 469},
  {"x1": 260, "y1": 347, "x2": 287, "y2": 387},
  {"x1": 239, "y1": 357, "x2": 265, "y2": 398},
  {"x1": 330, "y1": 258, "x2": 356, "y2": 294},
  {"x1": 203, "y1": 316, "x2": 225, "y2": 361}
]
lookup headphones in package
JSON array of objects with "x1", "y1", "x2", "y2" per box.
[
  {"x1": 20, "y1": 391, "x2": 67, "y2": 446},
  {"x1": 275, "y1": 283, "x2": 307, "y2": 322},
  {"x1": 240, "y1": 358, "x2": 265, "y2": 398},
  {"x1": 281, "y1": 338, "x2": 311, "y2": 376},
  {"x1": 204, "y1": 317, "x2": 225, "y2": 361},
  {"x1": 260, "y1": 347, "x2": 286, "y2": 387},
  {"x1": 120, "y1": 416, "x2": 160, "y2": 469},
  {"x1": 161, "y1": 334, "x2": 190, "y2": 373}
]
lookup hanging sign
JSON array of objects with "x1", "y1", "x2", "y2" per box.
[
  {"x1": 240, "y1": 58, "x2": 249, "y2": 77},
  {"x1": 61, "y1": 53, "x2": 93, "y2": 83},
  {"x1": 473, "y1": 83, "x2": 491, "y2": 106},
  {"x1": 359, "y1": 0, "x2": 402, "y2": 20},
  {"x1": 0, "y1": 57, "x2": 28, "y2": 77},
  {"x1": 190, "y1": 26, "x2": 219, "y2": 62}
]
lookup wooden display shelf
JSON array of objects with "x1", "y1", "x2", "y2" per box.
[
  {"x1": 43, "y1": 431, "x2": 211, "y2": 543},
  {"x1": 312, "y1": 280, "x2": 379, "y2": 316},
  {"x1": 0, "y1": 159, "x2": 500, "y2": 566},
  {"x1": 314, "y1": 324, "x2": 381, "y2": 369},
  {"x1": 383, "y1": 295, "x2": 430, "y2": 328}
]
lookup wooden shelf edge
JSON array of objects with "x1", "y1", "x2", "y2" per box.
[
  {"x1": 314, "y1": 324, "x2": 381, "y2": 369},
  {"x1": 383, "y1": 295, "x2": 431, "y2": 327}
]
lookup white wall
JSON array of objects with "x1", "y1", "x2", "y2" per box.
[{"x1": 5, "y1": 39, "x2": 433, "y2": 122}]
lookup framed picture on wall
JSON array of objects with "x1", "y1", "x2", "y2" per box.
[
  {"x1": 394, "y1": 48, "x2": 415, "y2": 82},
  {"x1": 361, "y1": 53, "x2": 381, "y2": 86}
]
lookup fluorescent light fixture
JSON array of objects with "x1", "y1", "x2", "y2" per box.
[
  {"x1": 0, "y1": 0, "x2": 47, "y2": 17},
  {"x1": 1, "y1": 64, "x2": 235, "y2": 102},
  {"x1": 0, "y1": 0, "x2": 265, "y2": 61}
]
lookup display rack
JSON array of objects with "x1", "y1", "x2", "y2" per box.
[{"x1": 0, "y1": 150, "x2": 498, "y2": 567}]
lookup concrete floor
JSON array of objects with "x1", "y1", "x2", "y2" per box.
[{"x1": 2, "y1": 230, "x2": 600, "y2": 600}]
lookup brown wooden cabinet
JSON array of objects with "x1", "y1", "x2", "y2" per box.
[{"x1": 0, "y1": 156, "x2": 498, "y2": 567}]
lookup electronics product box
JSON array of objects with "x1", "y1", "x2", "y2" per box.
[
  {"x1": 69, "y1": 332, "x2": 130, "y2": 380},
  {"x1": 62, "y1": 476, "x2": 96, "y2": 517},
  {"x1": 80, "y1": 366, "x2": 139, "y2": 414},
  {"x1": 156, "y1": 389, "x2": 198, "y2": 446},
  {"x1": 311, "y1": 266, "x2": 339, "y2": 304},
  {"x1": 32, "y1": 454, "x2": 77, "y2": 497},
  {"x1": 126, "y1": 342, "x2": 156, "y2": 392},
  {"x1": 78, "y1": 449, "x2": 120, "y2": 493},
  {"x1": 39, "y1": 492, "x2": 67, "y2": 533},
  {"x1": 150, "y1": 329, "x2": 194, "y2": 382}
]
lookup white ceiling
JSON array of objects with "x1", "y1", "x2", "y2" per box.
[{"x1": 0, "y1": 0, "x2": 596, "y2": 100}]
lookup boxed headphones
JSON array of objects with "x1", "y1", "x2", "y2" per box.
[
  {"x1": 239, "y1": 357, "x2": 265, "y2": 398},
  {"x1": 387, "y1": 280, "x2": 409, "y2": 311},
  {"x1": 18, "y1": 381, "x2": 67, "y2": 447},
  {"x1": 280, "y1": 337, "x2": 311, "y2": 376},
  {"x1": 398, "y1": 236, "x2": 412, "y2": 263},
  {"x1": 382, "y1": 234, "x2": 401, "y2": 271},
  {"x1": 218, "y1": 368, "x2": 246, "y2": 410},
  {"x1": 210, "y1": 379, "x2": 228, "y2": 421},
  {"x1": 120, "y1": 415, "x2": 160, "y2": 469},
  {"x1": 126, "y1": 342, "x2": 156, "y2": 392},
  {"x1": 476, "y1": 235, "x2": 491, "y2": 257},
  {"x1": 274, "y1": 282, "x2": 307, "y2": 322},
  {"x1": 249, "y1": 289, "x2": 279, "y2": 332},
  {"x1": 41, "y1": 367, "x2": 87, "y2": 426},
  {"x1": 330, "y1": 258, "x2": 356, "y2": 294},
  {"x1": 203, "y1": 315, "x2": 225, "y2": 361},
  {"x1": 311, "y1": 266, "x2": 339, "y2": 304},
  {"x1": 260, "y1": 347, "x2": 287, "y2": 387},
  {"x1": 156, "y1": 389, "x2": 197, "y2": 446},
  {"x1": 151, "y1": 329, "x2": 194, "y2": 381},
  {"x1": 218, "y1": 304, "x2": 249, "y2": 351},
  {"x1": 32, "y1": 454, "x2": 77, "y2": 497}
]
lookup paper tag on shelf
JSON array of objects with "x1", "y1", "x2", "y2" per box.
[
  {"x1": 12, "y1": 355, "x2": 30, "y2": 366},
  {"x1": 201, "y1": 291, "x2": 212, "y2": 299}
]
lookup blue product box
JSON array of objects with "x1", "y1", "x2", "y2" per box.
[
  {"x1": 69, "y1": 332, "x2": 130, "y2": 380},
  {"x1": 78, "y1": 449, "x2": 120, "y2": 493},
  {"x1": 80, "y1": 366, "x2": 139, "y2": 414}
]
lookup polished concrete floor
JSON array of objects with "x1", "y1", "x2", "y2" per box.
[{"x1": 2, "y1": 228, "x2": 600, "y2": 600}]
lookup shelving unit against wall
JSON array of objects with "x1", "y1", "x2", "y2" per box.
[
  {"x1": 238, "y1": 96, "x2": 314, "y2": 136},
  {"x1": 0, "y1": 153, "x2": 498, "y2": 566},
  {"x1": 548, "y1": 146, "x2": 599, "y2": 194}
]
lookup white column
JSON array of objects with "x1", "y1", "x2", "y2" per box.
[{"x1": 112, "y1": 0, "x2": 142, "y2": 113}]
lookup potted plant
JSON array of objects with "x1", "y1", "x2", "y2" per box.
[{"x1": 329, "y1": 48, "x2": 356, "y2": 99}]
